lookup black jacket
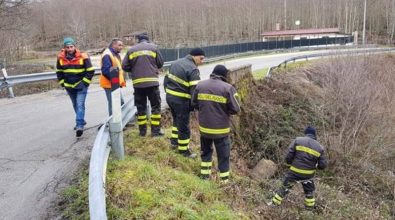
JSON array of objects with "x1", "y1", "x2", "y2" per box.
[
  {"x1": 164, "y1": 55, "x2": 200, "y2": 100},
  {"x1": 191, "y1": 74, "x2": 241, "y2": 139},
  {"x1": 122, "y1": 40, "x2": 164, "y2": 88},
  {"x1": 285, "y1": 134, "x2": 327, "y2": 178}
]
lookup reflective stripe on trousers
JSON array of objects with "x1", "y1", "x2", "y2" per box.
[
  {"x1": 178, "y1": 138, "x2": 190, "y2": 151},
  {"x1": 200, "y1": 161, "x2": 212, "y2": 175},
  {"x1": 137, "y1": 115, "x2": 147, "y2": 125},
  {"x1": 150, "y1": 114, "x2": 161, "y2": 126}
]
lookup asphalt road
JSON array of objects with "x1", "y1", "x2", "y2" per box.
[{"x1": 0, "y1": 48, "x2": 365, "y2": 219}]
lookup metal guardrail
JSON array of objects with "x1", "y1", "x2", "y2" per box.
[
  {"x1": 0, "y1": 63, "x2": 171, "y2": 91},
  {"x1": 0, "y1": 55, "x2": 230, "y2": 98},
  {"x1": 265, "y1": 47, "x2": 395, "y2": 78},
  {"x1": 89, "y1": 97, "x2": 136, "y2": 220}
]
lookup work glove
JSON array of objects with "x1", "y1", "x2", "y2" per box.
[{"x1": 109, "y1": 67, "x2": 120, "y2": 91}]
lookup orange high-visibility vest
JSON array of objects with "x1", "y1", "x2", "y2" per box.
[{"x1": 100, "y1": 48, "x2": 126, "y2": 89}]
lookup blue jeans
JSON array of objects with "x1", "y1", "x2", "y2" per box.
[
  {"x1": 104, "y1": 88, "x2": 124, "y2": 116},
  {"x1": 66, "y1": 86, "x2": 88, "y2": 129}
]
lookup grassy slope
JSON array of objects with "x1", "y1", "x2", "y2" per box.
[
  {"x1": 60, "y1": 127, "x2": 392, "y2": 219},
  {"x1": 60, "y1": 129, "x2": 250, "y2": 219},
  {"x1": 59, "y1": 59, "x2": 393, "y2": 219}
]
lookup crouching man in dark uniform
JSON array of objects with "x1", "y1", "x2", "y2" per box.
[
  {"x1": 271, "y1": 126, "x2": 327, "y2": 209},
  {"x1": 191, "y1": 65, "x2": 241, "y2": 184}
]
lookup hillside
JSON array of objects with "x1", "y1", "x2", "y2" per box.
[{"x1": 59, "y1": 54, "x2": 395, "y2": 219}]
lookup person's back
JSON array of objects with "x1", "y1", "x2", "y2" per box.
[
  {"x1": 122, "y1": 33, "x2": 164, "y2": 137},
  {"x1": 194, "y1": 74, "x2": 240, "y2": 139},
  {"x1": 271, "y1": 126, "x2": 327, "y2": 209},
  {"x1": 286, "y1": 135, "x2": 327, "y2": 178},
  {"x1": 123, "y1": 36, "x2": 163, "y2": 89},
  {"x1": 165, "y1": 55, "x2": 200, "y2": 100},
  {"x1": 191, "y1": 65, "x2": 240, "y2": 183},
  {"x1": 164, "y1": 48, "x2": 205, "y2": 158}
]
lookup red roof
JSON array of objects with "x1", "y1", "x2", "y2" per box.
[{"x1": 261, "y1": 28, "x2": 340, "y2": 36}]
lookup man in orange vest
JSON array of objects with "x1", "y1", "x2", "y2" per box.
[
  {"x1": 100, "y1": 38, "x2": 126, "y2": 116},
  {"x1": 56, "y1": 37, "x2": 94, "y2": 137}
]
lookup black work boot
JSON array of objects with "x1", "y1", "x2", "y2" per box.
[
  {"x1": 139, "y1": 125, "x2": 147, "y2": 137},
  {"x1": 180, "y1": 149, "x2": 197, "y2": 158},
  {"x1": 170, "y1": 138, "x2": 178, "y2": 150},
  {"x1": 199, "y1": 174, "x2": 210, "y2": 180},
  {"x1": 76, "y1": 128, "x2": 83, "y2": 137},
  {"x1": 170, "y1": 143, "x2": 177, "y2": 150},
  {"x1": 151, "y1": 126, "x2": 164, "y2": 137}
]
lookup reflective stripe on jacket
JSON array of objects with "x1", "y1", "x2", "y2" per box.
[
  {"x1": 100, "y1": 48, "x2": 126, "y2": 89},
  {"x1": 191, "y1": 75, "x2": 241, "y2": 139},
  {"x1": 56, "y1": 49, "x2": 94, "y2": 89},
  {"x1": 122, "y1": 40, "x2": 163, "y2": 88},
  {"x1": 164, "y1": 55, "x2": 200, "y2": 100},
  {"x1": 285, "y1": 135, "x2": 327, "y2": 178}
]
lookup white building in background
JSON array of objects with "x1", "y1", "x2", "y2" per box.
[{"x1": 261, "y1": 28, "x2": 348, "y2": 42}]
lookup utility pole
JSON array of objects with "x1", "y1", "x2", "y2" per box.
[
  {"x1": 362, "y1": 0, "x2": 367, "y2": 45},
  {"x1": 284, "y1": 0, "x2": 287, "y2": 30}
]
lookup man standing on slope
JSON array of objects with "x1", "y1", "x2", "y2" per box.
[
  {"x1": 122, "y1": 33, "x2": 164, "y2": 137},
  {"x1": 164, "y1": 48, "x2": 205, "y2": 158},
  {"x1": 191, "y1": 65, "x2": 241, "y2": 183}
]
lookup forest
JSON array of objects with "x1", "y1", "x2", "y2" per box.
[{"x1": 1, "y1": 0, "x2": 395, "y2": 60}]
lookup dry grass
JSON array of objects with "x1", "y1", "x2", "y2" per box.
[{"x1": 234, "y1": 53, "x2": 395, "y2": 219}]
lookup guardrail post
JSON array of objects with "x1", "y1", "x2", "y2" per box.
[
  {"x1": 266, "y1": 67, "x2": 273, "y2": 78},
  {"x1": 146, "y1": 103, "x2": 151, "y2": 120},
  {"x1": 109, "y1": 88, "x2": 124, "y2": 160},
  {"x1": 1, "y1": 68, "x2": 15, "y2": 98}
]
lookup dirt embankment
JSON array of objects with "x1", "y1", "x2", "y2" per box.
[{"x1": 230, "y1": 54, "x2": 394, "y2": 219}]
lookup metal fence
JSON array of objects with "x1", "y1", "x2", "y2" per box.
[{"x1": 159, "y1": 36, "x2": 353, "y2": 62}]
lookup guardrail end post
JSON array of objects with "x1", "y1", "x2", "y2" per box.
[
  {"x1": 109, "y1": 88, "x2": 125, "y2": 160},
  {"x1": 7, "y1": 86, "x2": 15, "y2": 98},
  {"x1": 2, "y1": 68, "x2": 15, "y2": 98}
]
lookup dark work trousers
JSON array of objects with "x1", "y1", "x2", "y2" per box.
[
  {"x1": 134, "y1": 86, "x2": 161, "y2": 135},
  {"x1": 272, "y1": 171, "x2": 316, "y2": 207},
  {"x1": 200, "y1": 136, "x2": 231, "y2": 182},
  {"x1": 166, "y1": 94, "x2": 191, "y2": 153}
]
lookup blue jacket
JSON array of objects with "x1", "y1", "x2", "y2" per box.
[{"x1": 101, "y1": 47, "x2": 121, "y2": 79}]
